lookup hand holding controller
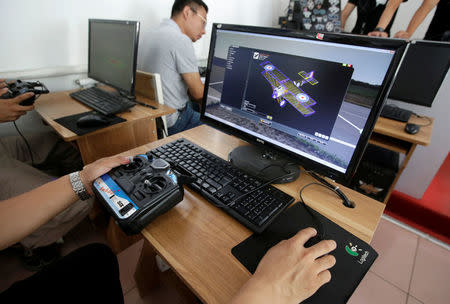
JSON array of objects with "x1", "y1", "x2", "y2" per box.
[
  {"x1": 93, "y1": 153, "x2": 193, "y2": 235},
  {"x1": 0, "y1": 79, "x2": 36, "y2": 122},
  {"x1": 0, "y1": 79, "x2": 49, "y2": 106}
]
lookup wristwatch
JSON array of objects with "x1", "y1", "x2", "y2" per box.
[
  {"x1": 69, "y1": 171, "x2": 91, "y2": 201},
  {"x1": 374, "y1": 27, "x2": 386, "y2": 33}
]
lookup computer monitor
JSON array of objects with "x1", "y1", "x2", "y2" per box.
[
  {"x1": 88, "y1": 19, "x2": 140, "y2": 97},
  {"x1": 201, "y1": 24, "x2": 406, "y2": 184},
  {"x1": 388, "y1": 40, "x2": 450, "y2": 107}
]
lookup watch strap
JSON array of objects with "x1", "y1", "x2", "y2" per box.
[
  {"x1": 69, "y1": 171, "x2": 91, "y2": 201},
  {"x1": 374, "y1": 27, "x2": 386, "y2": 32}
]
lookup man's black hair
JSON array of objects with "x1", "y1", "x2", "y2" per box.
[{"x1": 171, "y1": 0, "x2": 208, "y2": 17}]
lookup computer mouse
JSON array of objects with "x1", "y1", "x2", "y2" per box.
[
  {"x1": 304, "y1": 233, "x2": 324, "y2": 248},
  {"x1": 404, "y1": 123, "x2": 420, "y2": 135},
  {"x1": 76, "y1": 113, "x2": 109, "y2": 128}
]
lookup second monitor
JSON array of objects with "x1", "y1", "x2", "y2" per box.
[
  {"x1": 88, "y1": 18, "x2": 140, "y2": 97},
  {"x1": 70, "y1": 19, "x2": 140, "y2": 117}
]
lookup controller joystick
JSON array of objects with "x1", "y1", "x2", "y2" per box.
[
  {"x1": 93, "y1": 155, "x2": 192, "y2": 235},
  {"x1": 123, "y1": 155, "x2": 146, "y2": 172},
  {"x1": 142, "y1": 177, "x2": 167, "y2": 194},
  {"x1": 145, "y1": 152, "x2": 154, "y2": 162}
]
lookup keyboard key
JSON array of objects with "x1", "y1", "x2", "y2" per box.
[{"x1": 150, "y1": 138, "x2": 294, "y2": 233}]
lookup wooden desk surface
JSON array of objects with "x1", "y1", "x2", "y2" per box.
[
  {"x1": 123, "y1": 125, "x2": 385, "y2": 304},
  {"x1": 374, "y1": 116, "x2": 433, "y2": 146},
  {"x1": 34, "y1": 89, "x2": 175, "y2": 142}
]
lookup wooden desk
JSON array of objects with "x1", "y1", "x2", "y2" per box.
[
  {"x1": 120, "y1": 125, "x2": 386, "y2": 304},
  {"x1": 369, "y1": 115, "x2": 433, "y2": 203},
  {"x1": 34, "y1": 86, "x2": 175, "y2": 165}
]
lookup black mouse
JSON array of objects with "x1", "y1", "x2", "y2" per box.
[
  {"x1": 304, "y1": 233, "x2": 324, "y2": 248},
  {"x1": 76, "y1": 113, "x2": 109, "y2": 128},
  {"x1": 404, "y1": 123, "x2": 420, "y2": 135}
]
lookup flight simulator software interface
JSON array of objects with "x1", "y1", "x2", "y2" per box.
[{"x1": 204, "y1": 29, "x2": 396, "y2": 173}]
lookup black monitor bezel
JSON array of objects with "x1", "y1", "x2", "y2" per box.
[
  {"x1": 388, "y1": 39, "x2": 450, "y2": 107},
  {"x1": 200, "y1": 23, "x2": 407, "y2": 184},
  {"x1": 88, "y1": 19, "x2": 140, "y2": 97}
]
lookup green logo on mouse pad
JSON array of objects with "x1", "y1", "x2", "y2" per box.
[{"x1": 345, "y1": 243, "x2": 362, "y2": 256}]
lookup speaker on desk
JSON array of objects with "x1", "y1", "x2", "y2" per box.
[{"x1": 350, "y1": 144, "x2": 399, "y2": 202}]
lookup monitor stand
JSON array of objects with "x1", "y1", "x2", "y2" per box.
[{"x1": 228, "y1": 145, "x2": 300, "y2": 184}]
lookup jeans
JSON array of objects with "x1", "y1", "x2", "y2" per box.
[{"x1": 168, "y1": 101, "x2": 202, "y2": 135}]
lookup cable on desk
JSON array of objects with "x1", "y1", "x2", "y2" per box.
[
  {"x1": 412, "y1": 114, "x2": 433, "y2": 127},
  {"x1": 135, "y1": 100, "x2": 156, "y2": 109},
  {"x1": 298, "y1": 182, "x2": 328, "y2": 240},
  {"x1": 306, "y1": 171, "x2": 354, "y2": 208}
]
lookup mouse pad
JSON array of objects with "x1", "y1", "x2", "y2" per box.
[
  {"x1": 54, "y1": 111, "x2": 126, "y2": 136},
  {"x1": 231, "y1": 203, "x2": 378, "y2": 304}
]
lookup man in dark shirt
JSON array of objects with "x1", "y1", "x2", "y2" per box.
[{"x1": 424, "y1": 0, "x2": 450, "y2": 41}]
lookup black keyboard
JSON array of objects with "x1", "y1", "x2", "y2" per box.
[
  {"x1": 380, "y1": 105, "x2": 413, "y2": 122},
  {"x1": 70, "y1": 87, "x2": 136, "y2": 116},
  {"x1": 150, "y1": 138, "x2": 295, "y2": 233}
]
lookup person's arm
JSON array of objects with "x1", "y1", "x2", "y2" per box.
[
  {"x1": 0, "y1": 79, "x2": 35, "y2": 122},
  {"x1": 341, "y1": 2, "x2": 356, "y2": 31},
  {"x1": 230, "y1": 228, "x2": 337, "y2": 304},
  {"x1": 0, "y1": 155, "x2": 130, "y2": 250},
  {"x1": 394, "y1": 0, "x2": 439, "y2": 38},
  {"x1": 182, "y1": 72, "x2": 204, "y2": 101},
  {"x1": 368, "y1": 0, "x2": 403, "y2": 37}
]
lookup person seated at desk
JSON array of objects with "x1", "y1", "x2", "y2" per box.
[
  {"x1": 341, "y1": 0, "x2": 407, "y2": 37},
  {"x1": 0, "y1": 155, "x2": 130, "y2": 303},
  {"x1": 140, "y1": 0, "x2": 207, "y2": 135},
  {"x1": 0, "y1": 79, "x2": 91, "y2": 271},
  {"x1": 0, "y1": 154, "x2": 336, "y2": 303}
]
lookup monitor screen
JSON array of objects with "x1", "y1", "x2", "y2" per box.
[
  {"x1": 88, "y1": 19, "x2": 140, "y2": 96},
  {"x1": 201, "y1": 24, "x2": 406, "y2": 183},
  {"x1": 388, "y1": 40, "x2": 450, "y2": 107}
]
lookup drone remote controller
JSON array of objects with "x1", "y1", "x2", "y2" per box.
[
  {"x1": 0, "y1": 80, "x2": 49, "y2": 106},
  {"x1": 93, "y1": 153, "x2": 192, "y2": 235}
]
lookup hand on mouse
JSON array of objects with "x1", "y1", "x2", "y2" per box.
[{"x1": 231, "y1": 228, "x2": 337, "y2": 304}]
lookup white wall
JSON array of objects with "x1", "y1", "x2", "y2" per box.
[
  {"x1": 0, "y1": 0, "x2": 280, "y2": 82},
  {"x1": 1, "y1": 0, "x2": 448, "y2": 199},
  {"x1": 387, "y1": 73, "x2": 450, "y2": 199},
  {"x1": 0, "y1": 0, "x2": 282, "y2": 135}
]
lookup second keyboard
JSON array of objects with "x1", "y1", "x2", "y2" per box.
[{"x1": 70, "y1": 87, "x2": 136, "y2": 116}]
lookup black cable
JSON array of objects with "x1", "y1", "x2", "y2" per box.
[
  {"x1": 13, "y1": 121, "x2": 34, "y2": 165},
  {"x1": 298, "y1": 182, "x2": 328, "y2": 239},
  {"x1": 412, "y1": 114, "x2": 433, "y2": 127},
  {"x1": 307, "y1": 171, "x2": 354, "y2": 208},
  {"x1": 135, "y1": 100, "x2": 156, "y2": 109}
]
